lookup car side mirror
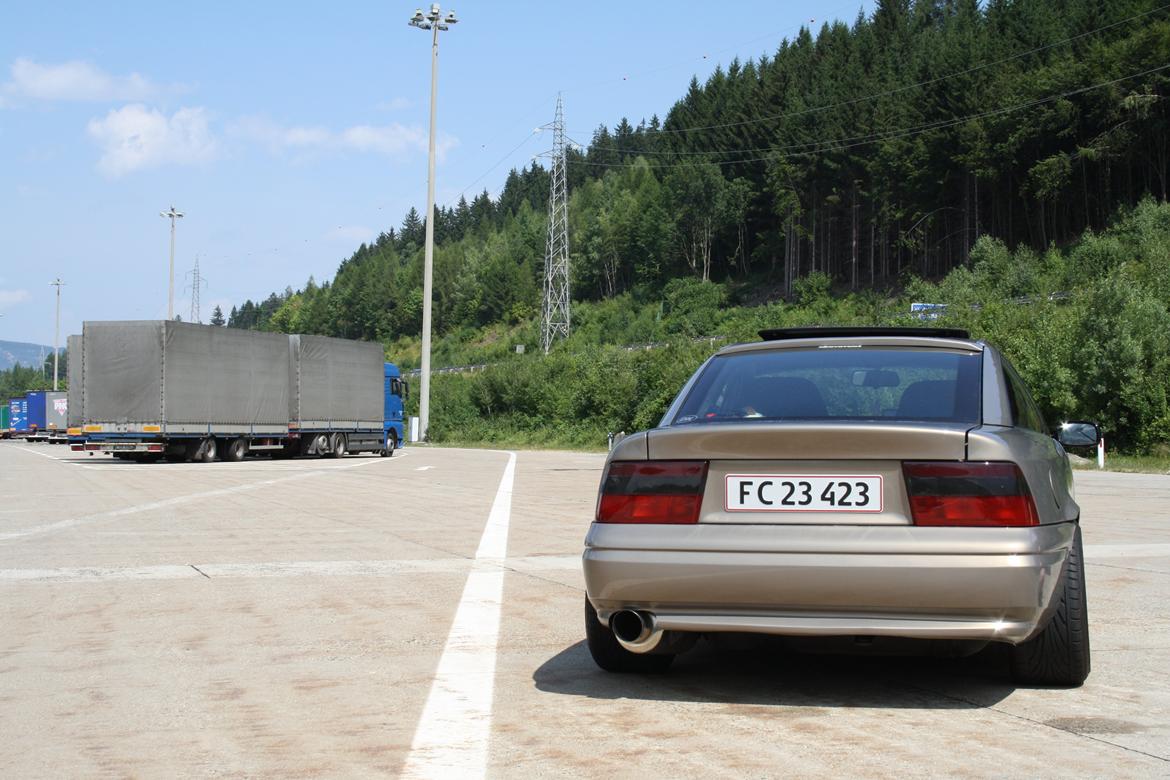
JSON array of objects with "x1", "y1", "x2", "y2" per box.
[{"x1": 1056, "y1": 421, "x2": 1100, "y2": 448}]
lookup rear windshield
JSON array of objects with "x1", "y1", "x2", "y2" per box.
[{"x1": 671, "y1": 347, "x2": 982, "y2": 425}]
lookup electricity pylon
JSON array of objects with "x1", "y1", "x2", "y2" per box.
[
  {"x1": 186, "y1": 257, "x2": 207, "y2": 324},
  {"x1": 540, "y1": 94, "x2": 571, "y2": 354}
]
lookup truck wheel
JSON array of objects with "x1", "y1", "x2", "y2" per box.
[
  {"x1": 1010, "y1": 526, "x2": 1091, "y2": 687},
  {"x1": 329, "y1": 433, "x2": 347, "y2": 459},
  {"x1": 225, "y1": 438, "x2": 248, "y2": 462},
  {"x1": 381, "y1": 431, "x2": 397, "y2": 457},
  {"x1": 200, "y1": 438, "x2": 218, "y2": 463},
  {"x1": 584, "y1": 597, "x2": 674, "y2": 673}
]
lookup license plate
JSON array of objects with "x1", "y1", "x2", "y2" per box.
[
  {"x1": 107, "y1": 444, "x2": 139, "y2": 452},
  {"x1": 725, "y1": 474, "x2": 884, "y2": 513}
]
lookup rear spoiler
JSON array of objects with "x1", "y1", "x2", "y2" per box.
[{"x1": 759, "y1": 326, "x2": 970, "y2": 341}]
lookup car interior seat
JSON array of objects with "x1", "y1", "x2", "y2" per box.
[
  {"x1": 746, "y1": 376, "x2": 828, "y2": 418},
  {"x1": 896, "y1": 379, "x2": 956, "y2": 419}
]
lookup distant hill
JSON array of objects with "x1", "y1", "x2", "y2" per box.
[{"x1": 0, "y1": 340, "x2": 53, "y2": 371}]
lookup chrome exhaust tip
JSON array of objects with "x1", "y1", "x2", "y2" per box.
[{"x1": 610, "y1": 609, "x2": 663, "y2": 654}]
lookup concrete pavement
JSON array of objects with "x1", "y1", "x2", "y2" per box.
[{"x1": 0, "y1": 441, "x2": 1167, "y2": 777}]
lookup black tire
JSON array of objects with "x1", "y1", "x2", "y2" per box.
[
  {"x1": 329, "y1": 433, "x2": 347, "y2": 459},
  {"x1": 1010, "y1": 526, "x2": 1091, "y2": 687},
  {"x1": 381, "y1": 430, "x2": 397, "y2": 457},
  {"x1": 225, "y1": 438, "x2": 248, "y2": 462},
  {"x1": 584, "y1": 596, "x2": 674, "y2": 673},
  {"x1": 201, "y1": 438, "x2": 218, "y2": 463}
]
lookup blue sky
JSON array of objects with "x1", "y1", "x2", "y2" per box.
[{"x1": 1, "y1": 0, "x2": 872, "y2": 347}]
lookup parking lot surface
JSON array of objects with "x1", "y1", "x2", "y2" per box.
[{"x1": 1, "y1": 441, "x2": 1168, "y2": 777}]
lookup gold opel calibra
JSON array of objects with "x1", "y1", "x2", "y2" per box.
[{"x1": 583, "y1": 327, "x2": 1099, "y2": 686}]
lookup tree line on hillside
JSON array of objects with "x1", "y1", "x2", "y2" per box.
[
  {"x1": 423, "y1": 199, "x2": 1170, "y2": 452},
  {"x1": 227, "y1": 0, "x2": 1170, "y2": 345},
  {"x1": 0, "y1": 350, "x2": 68, "y2": 400}
]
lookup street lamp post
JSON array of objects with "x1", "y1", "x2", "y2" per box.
[
  {"x1": 50, "y1": 278, "x2": 64, "y2": 391},
  {"x1": 409, "y1": 4, "x2": 458, "y2": 442},
  {"x1": 160, "y1": 206, "x2": 184, "y2": 320}
]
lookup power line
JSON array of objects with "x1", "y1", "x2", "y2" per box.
[
  {"x1": 566, "y1": 62, "x2": 1170, "y2": 171},
  {"x1": 557, "y1": 1, "x2": 863, "y2": 97},
  {"x1": 443, "y1": 128, "x2": 542, "y2": 208},
  {"x1": 575, "y1": 2, "x2": 1170, "y2": 141}
]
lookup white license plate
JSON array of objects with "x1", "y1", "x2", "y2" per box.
[{"x1": 725, "y1": 474, "x2": 884, "y2": 513}]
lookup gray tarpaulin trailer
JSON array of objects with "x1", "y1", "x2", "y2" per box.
[
  {"x1": 289, "y1": 334, "x2": 383, "y2": 427},
  {"x1": 82, "y1": 320, "x2": 289, "y2": 432},
  {"x1": 288, "y1": 334, "x2": 386, "y2": 456},
  {"x1": 66, "y1": 334, "x2": 83, "y2": 430},
  {"x1": 76, "y1": 320, "x2": 402, "y2": 462},
  {"x1": 44, "y1": 391, "x2": 67, "y2": 441}
]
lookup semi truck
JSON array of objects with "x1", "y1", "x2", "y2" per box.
[
  {"x1": 24, "y1": 390, "x2": 68, "y2": 443},
  {"x1": 70, "y1": 320, "x2": 406, "y2": 462}
]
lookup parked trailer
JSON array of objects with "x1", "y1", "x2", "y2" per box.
[
  {"x1": 44, "y1": 391, "x2": 68, "y2": 442},
  {"x1": 66, "y1": 333, "x2": 85, "y2": 447},
  {"x1": 1, "y1": 403, "x2": 9, "y2": 438},
  {"x1": 288, "y1": 334, "x2": 387, "y2": 458},
  {"x1": 74, "y1": 320, "x2": 405, "y2": 462},
  {"x1": 24, "y1": 391, "x2": 67, "y2": 443},
  {"x1": 8, "y1": 397, "x2": 29, "y2": 438}
]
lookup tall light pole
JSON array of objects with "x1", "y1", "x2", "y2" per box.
[
  {"x1": 160, "y1": 206, "x2": 184, "y2": 320},
  {"x1": 50, "y1": 278, "x2": 64, "y2": 390},
  {"x1": 409, "y1": 4, "x2": 457, "y2": 443}
]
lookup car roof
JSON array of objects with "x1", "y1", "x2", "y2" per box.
[{"x1": 717, "y1": 327, "x2": 986, "y2": 357}]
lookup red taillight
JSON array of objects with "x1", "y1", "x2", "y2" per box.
[
  {"x1": 597, "y1": 461, "x2": 708, "y2": 524},
  {"x1": 903, "y1": 461, "x2": 1039, "y2": 527}
]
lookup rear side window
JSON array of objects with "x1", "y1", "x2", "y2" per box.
[
  {"x1": 1002, "y1": 359, "x2": 1048, "y2": 434},
  {"x1": 671, "y1": 347, "x2": 982, "y2": 425}
]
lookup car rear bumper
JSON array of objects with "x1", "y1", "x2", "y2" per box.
[{"x1": 582, "y1": 521, "x2": 1076, "y2": 644}]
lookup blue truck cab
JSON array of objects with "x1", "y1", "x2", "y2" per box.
[{"x1": 384, "y1": 362, "x2": 408, "y2": 452}]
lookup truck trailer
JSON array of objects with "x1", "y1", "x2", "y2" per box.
[
  {"x1": 1, "y1": 402, "x2": 9, "y2": 438},
  {"x1": 73, "y1": 321, "x2": 406, "y2": 462},
  {"x1": 7, "y1": 397, "x2": 29, "y2": 438},
  {"x1": 24, "y1": 390, "x2": 67, "y2": 443}
]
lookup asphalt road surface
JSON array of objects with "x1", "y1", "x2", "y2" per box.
[{"x1": 1, "y1": 441, "x2": 1168, "y2": 777}]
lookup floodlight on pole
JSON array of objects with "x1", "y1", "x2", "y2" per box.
[
  {"x1": 408, "y1": 3, "x2": 458, "y2": 442},
  {"x1": 160, "y1": 206, "x2": 184, "y2": 320},
  {"x1": 50, "y1": 278, "x2": 65, "y2": 391}
]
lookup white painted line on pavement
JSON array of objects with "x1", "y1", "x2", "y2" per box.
[
  {"x1": 401, "y1": 450, "x2": 516, "y2": 780},
  {"x1": 0, "y1": 564, "x2": 200, "y2": 582},
  {"x1": 0, "y1": 554, "x2": 580, "y2": 583},
  {"x1": 0, "y1": 451, "x2": 408, "y2": 544},
  {"x1": 1085, "y1": 543, "x2": 1170, "y2": 559},
  {"x1": 416, "y1": 465, "x2": 434, "y2": 471},
  {"x1": 3, "y1": 445, "x2": 69, "y2": 461}
]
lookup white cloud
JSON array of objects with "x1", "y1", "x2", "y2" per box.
[
  {"x1": 231, "y1": 116, "x2": 457, "y2": 161},
  {"x1": 87, "y1": 104, "x2": 217, "y2": 176},
  {"x1": 0, "y1": 289, "x2": 30, "y2": 309},
  {"x1": 3, "y1": 58, "x2": 164, "y2": 103}
]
